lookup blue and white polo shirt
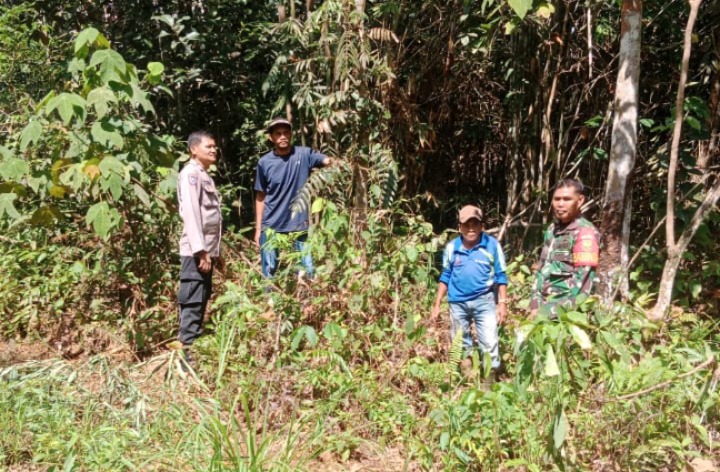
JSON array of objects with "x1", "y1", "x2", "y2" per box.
[{"x1": 438, "y1": 232, "x2": 508, "y2": 303}]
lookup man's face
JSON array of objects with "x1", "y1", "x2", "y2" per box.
[
  {"x1": 552, "y1": 186, "x2": 584, "y2": 224},
  {"x1": 269, "y1": 125, "x2": 292, "y2": 153},
  {"x1": 190, "y1": 137, "x2": 217, "y2": 169},
  {"x1": 458, "y1": 218, "x2": 483, "y2": 245}
]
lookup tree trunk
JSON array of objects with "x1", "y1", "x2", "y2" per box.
[
  {"x1": 597, "y1": 0, "x2": 642, "y2": 303},
  {"x1": 649, "y1": 0, "x2": 703, "y2": 321},
  {"x1": 695, "y1": 29, "x2": 720, "y2": 182},
  {"x1": 619, "y1": 179, "x2": 633, "y2": 300},
  {"x1": 651, "y1": 179, "x2": 720, "y2": 320}
]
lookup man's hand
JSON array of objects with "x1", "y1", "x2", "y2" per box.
[
  {"x1": 254, "y1": 229, "x2": 262, "y2": 249},
  {"x1": 430, "y1": 305, "x2": 442, "y2": 322},
  {"x1": 496, "y1": 303, "x2": 507, "y2": 324},
  {"x1": 197, "y1": 251, "x2": 212, "y2": 273}
]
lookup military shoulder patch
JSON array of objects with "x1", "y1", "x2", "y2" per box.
[
  {"x1": 188, "y1": 173, "x2": 198, "y2": 185},
  {"x1": 572, "y1": 227, "x2": 599, "y2": 266}
]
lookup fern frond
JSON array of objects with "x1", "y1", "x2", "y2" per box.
[
  {"x1": 308, "y1": 349, "x2": 352, "y2": 375},
  {"x1": 448, "y1": 330, "x2": 464, "y2": 373},
  {"x1": 290, "y1": 160, "x2": 350, "y2": 217}
]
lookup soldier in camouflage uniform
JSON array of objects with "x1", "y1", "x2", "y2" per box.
[{"x1": 530, "y1": 179, "x2": 600, "y2": 318}]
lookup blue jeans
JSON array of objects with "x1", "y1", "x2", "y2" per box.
[
  {"x1": 260, "y1": 231, "x2": 314, "y2": 278},
  {"x1": 449, "y1": 291, "x2": 500, "y2": 369}
]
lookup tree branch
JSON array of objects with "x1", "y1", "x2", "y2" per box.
[
  {"x1": 666, "y1": 0, "x2": 702, "y2": 251},
  {"x1": 613, "y1": 355, "x2": 715, "y2": 401}
]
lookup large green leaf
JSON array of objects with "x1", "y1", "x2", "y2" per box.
[
  {"x1": 544, "y1": 344, "x2": 560, "y2": 377},
  {"x1": 99, "y1": 156, "x2": 126, "y2": 200},
  {"x1": 30, "y1": 205, "x2": 64, "y2": 226},
  {"x1": 89, "y1": 49, "x2": 128, "y2": 83},
  {"x1": 91, "y1": 120, "x2": 124, "y2": 149},
  {"x1": 45, "y1": 93, "x2": 87, "y2": 125},
  {"x1": 86, "y1": 87, "x2": 118, "y2": 119},
  {"x1": 0, "y1": 193, "x2": 22, "y2": 219},
  {"x1": 20, "y1": 121, "x2": 43, "y2": 151},
  {"x1": 85, "y1": 201, "x2": 120, "y2": 238},
  {"x1": 0, "y1": 157, "x2": 30, "y2": 180},
  {"x1": 508, "y1": 0, "x2": 532, "y2": 19},
  {"x1": 74, "y1": 27, "x2": 99, "y2": 53},
  {"x1": 132, "y1": 183, "x2": 151, "y2": 207},
  {"x1": 147, "y1": 61, "x2": 164, "y2": 76},
  {"x1": 98, "y1": 155, "x2": 124, "y2": 176},
  {"x1": 0, "y1": 145, "x2": 12, "y2": 160},
  {"x1": 130, "y1": 82, "x2": 155, "y2": 114},
  {"x1": 569, "y1": 325, "x2": 592, "y2": 350},
  {"x1": 101, "y1": 173, "x2": 124, "y2": 200},
  {"x1": 553, "y1": 410, "x2": 568, "y2": 450}
]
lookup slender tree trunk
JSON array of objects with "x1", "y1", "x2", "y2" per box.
[
  {"x1": 351, "y1": 0, "x2": 369, "y2": 235},
  {"x1": 695, "y1": 30, "x2": 720, "y2": 182},
  {"x1": 652, "y1": 180, "x2": 720, "y2": 319},
  {"x1": 597, "y1": 0, "x2": 642, "y2": 303},
  {"x1": 650, "y1": 0, "x2": 703, "y2": 321}
]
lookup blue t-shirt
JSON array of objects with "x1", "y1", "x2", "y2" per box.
[
  {"x1": 254, "y1": 146, "x2": 326, "y2": 232},
  {"x1": 438, "y1": 232, "x2": 508, "y2": 303}
]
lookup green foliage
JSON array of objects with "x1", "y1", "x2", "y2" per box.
[
  {"x1": 0, "y1": 25, "x2": 180, "y2": 343},
  {"x1": 0, "y1": 2, "x2": 719, "y2": 471}
]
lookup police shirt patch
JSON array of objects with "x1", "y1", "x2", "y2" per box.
[{"x1": 189, "y1": 173, "x2": 198, "y2": 185}]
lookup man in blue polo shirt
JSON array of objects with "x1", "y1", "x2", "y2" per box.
[
  {"x1": 431, "y1": 205, "x2": 508, "y2": 370},
  {"x1": 254, "y1": 117, "x2": 332, "y2": 278}
]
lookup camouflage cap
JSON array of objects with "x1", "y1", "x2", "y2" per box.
[
  {"x1": 458, "y1": 205, "x2": 483, "y2": 223},
  {"x1": 267, "y1": 117, "x2": 292, "y2": 132}
]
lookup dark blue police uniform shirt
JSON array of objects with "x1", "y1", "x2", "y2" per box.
[{"x1": 254, "y1": 146, "x2": 326, "y2": 233}]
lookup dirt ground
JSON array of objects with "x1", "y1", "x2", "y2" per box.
[{"x1": 0, "y1": 340, "x2": 54, "y2": 368}]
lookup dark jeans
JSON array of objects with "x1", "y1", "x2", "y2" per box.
[
  {"x1": 260, "y1": 231, "x2": 314, "y2": 278},
  {"x1": 177, "y1": 256, "x2": 213, "y2": 345}
]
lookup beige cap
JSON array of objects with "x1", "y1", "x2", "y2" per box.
[{"x1": 458, "y1": 205, "x2": 483, "y2": 223}]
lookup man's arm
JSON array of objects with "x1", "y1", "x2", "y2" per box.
[
  {"x1": 570, "y1": 265, "x2": 596, "y2": 300},
  {"x1": 178, "y1": 170, "x2": 212, "y2": 272},
  {"x1": 492, "y1": 239, "x2": 509, "y2": 323},
  {"x1": 529, "y1": 229, "x2": 551, "y2": 317},
  {"x1": 254, "y1": 191, "x2": 265, "y2": 248},
  {"x1": 529, "y1": 259, "x2": 544, "y2": 317},
  {"x1": 431, "y1": 282, "x2": 448, "y2": 321},
  {"x1": 570, "y1": 226, "x2": 600, "y2": 301},
  {"x1": 496, "y1": 284, "x2": 508, "y2": 324},
  {"x1": 431, "y1": 242, "x2": 454, "y2": 321}
]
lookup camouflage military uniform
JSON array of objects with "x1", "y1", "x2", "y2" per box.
[{"x1": 530, "y1": 216, "x2": 600, "y2": 317}]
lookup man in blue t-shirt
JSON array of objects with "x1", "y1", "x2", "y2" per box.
[
  {"x1": 431, "y1": 205, "x2": 508, "y2": 371},
  {"x1": 254, "y1": 117, "x2": 332, "y2": 278}
]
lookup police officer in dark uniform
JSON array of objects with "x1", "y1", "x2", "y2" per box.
[{"x1": 177, "y1": 130, "x2": 223, "y2": 367}]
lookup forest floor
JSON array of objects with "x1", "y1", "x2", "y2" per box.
[{"x1": 0, "y1": 338, "x2": 418, "y2": 471}]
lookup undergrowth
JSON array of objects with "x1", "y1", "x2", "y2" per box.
[{"x1": 0, "y1": 204, "x2": 719, "y2": 471}]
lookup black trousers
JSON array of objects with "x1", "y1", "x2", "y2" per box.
[{"x1": 177, "y1": 256, "x2": 213, "y2": 345}]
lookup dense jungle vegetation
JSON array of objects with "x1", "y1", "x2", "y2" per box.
[{"x1": 0, "y1": 0, "x2": 719, "y2": 470}]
